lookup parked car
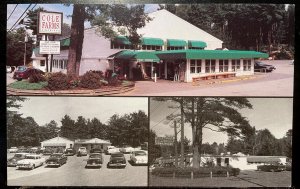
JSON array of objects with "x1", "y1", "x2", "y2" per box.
[
  {"x1": 16, "y1": 154, "x2": 45, "y2": 170},
  {"x1": 8, "y1": 147, "x2": 18, "y2": 153},
  {"x1": 119, "y1": 145, "x2": 134, "y2": 154},
  {"x1": 65, "y1": 148, "x2": 76, "y2": 156},
  {"x1": 6, "y1": 66, "x2": 12, "y2": 73},
  {"x1": 257, "y1": 163, "x2": 286, "y2": 172},
  {"x1": 46, "y1": 153, "x2": 67, "y2": 167},
  {"x1": 90, "y1": 148, "x2": 103, "y2": 154},
  {"x1": 254, "y1": 61, "x2": 276, "y2": 72},
  {"x1": 13, "y1": 66, "x2": 44, "y2": 81},
  {"x1": 77, "y1": 147, "x2": 88, "y2": 156},
  {"x1": 7, "y1": 152, "x2": 30, "y2": 167},
  {"x1": 85, "y1": 153, "x2": 103, "y2": 168},
  {"x1": 107, "y1": 152, "x2": 126, "y2": 168},
  {"x1": 130, "y1": 150, "x2": 148, "y2": 165},
  {"x1": 105, "y1": 146, "x2": 119, "y2": 155}
]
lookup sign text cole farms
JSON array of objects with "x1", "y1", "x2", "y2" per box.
[{"x1": 38, "y1": 11, "x2": 63, "y2": 35}]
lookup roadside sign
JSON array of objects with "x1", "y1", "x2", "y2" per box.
[
  {"x1": 155, "y1": 136, "x2": 174, "y2": 146},
  {"x1": 38, "y1": 11, "x2": 63, "y2": 35},
  {"x1": 39, "y1": 41, "x2": 60, "y2": 54}
]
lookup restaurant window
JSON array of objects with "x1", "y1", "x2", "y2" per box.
[
  {"x1": 243, "y1": 59, "x2": 251, "y2": 71},
  {"x1": 142, "y1": 45, "x2": 162, "y2": 50},
  {"x1": 205, "y1": 59, "x2": 216, "y2": 73},
  {"x1": 232, "y1": 59, "x2": 241, "y2": 71},
  {"x1": 110, "y1": 41, "x2": 132, "y2": 49},
  {"x1": 220, "y1": 60, "x2": 229, "y2": 72},
  {"x1": 40, "y1": 60, "x2": 45, "y2": 67},
  {"x1": 190, "y1": 60, "x2": 202, "y2": 74},
  {"x1": 167, "y1": 46, "x2": 185, "y2": 50}
]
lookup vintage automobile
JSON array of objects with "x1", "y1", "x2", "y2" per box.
[
  {"x1": 257, "y1": 163, "x2": 286, "y2": 172},
  {"x1": 65, "y1": 148, "x2": 76, "y2": 156},
  {"x1": 105, "y1": 146, "x2": 119, "y2": 155},
  {"x1": 16, "y1": 154, "x2": 45, "y2": 170},
  {"x1": 90, "y1": 148, "x2": 103, "y2": 154},
  {"x1": 46, "y1": 153, "x2": 67, "y2": 167},
  {"x1": 130, "y1": 150, "x2": 148, "y2": 165},
  {"x1": 43, "y1": 148, "x2": 54, "y2": 155},
  {"x1": 7, "y1": 152, "x2": 29, "y2": 167},
  {"x1": 85, "y1": 153, "x2": 103, "y2": 168},
  {"x1": 254, "y1": 61, "x2": 276, "y2": 72},
  {"x1": 107, "y1": 152, "x2": 126, "y2": 168},
  {"x1": 119, "y1": 145, "x2": 134, "y2": 154},
  {"x1": 77, "y1": 147, "x2": 88, "y2": 156},
  {"x1": 8, "y1": 147, "x2": 18, "y2": 153},
  {"x1": 13, "y1": 66, "x2": 44, "y2": 81}
]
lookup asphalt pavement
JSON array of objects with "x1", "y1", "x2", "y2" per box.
[{"x1": 7, "y1": 153, "x2": 148, "y2": 186}]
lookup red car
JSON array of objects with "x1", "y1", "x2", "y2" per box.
[{"x1": 13, "y1": 66, "x2": 44, "y2": 81}]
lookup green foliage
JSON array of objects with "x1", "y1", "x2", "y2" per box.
[
  {"x1": 79, "y1": 71, "x2": 102, "y2": 89},
  {"x1": 9, "y1": 80, "x2": 48, "y2": 90},
  {"x1": 28, "y1": 72, "x2": 46, "y2": 83},
  {"x1": 47, "y1": 72, "x2": 69, "y2": 90}
]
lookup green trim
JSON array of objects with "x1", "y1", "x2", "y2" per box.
[
  {"x1": 141, "y1": 37, "x2": 164, "y2": 46},
  {"x1": 60, "y1": 38, "x2": 70, "y2": 47},
  {"x1": 114, "y1": 50, "x2": 160, "y2": 62},
  {"x1": 188, "y1": 40, "x2": 207, "y2": 48},
  {"x1": 113, "y1": 36, "x2": 131, "y2": 45},
  {"x1": 155, "y1": 49, "x2": 268, "y2": 60},
  {"x1": 167, "y1": 39, "x2": 187, "y2": 47}
]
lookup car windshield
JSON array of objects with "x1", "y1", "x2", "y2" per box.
[
  {"x1": 25, "y1": 156, "x2": 36, "y2": 159},
  {"x1": 134, "y1": 151, "x2": 147, "y2": 156},
  {"x1": 111, "y1": 153, "x2": 123, "y2": 157},
  {"x1": 79, "y1": 147, "x2": 86, "y2": 150},
  {"x1": 17, "y1": 66, "x2": 27, "y2": 71},
  {"x1": 66, "y1": 149, "x2": 73, "y2": 152},
  {"x1": 50, "y1": 154, "x2": 62, "y2": 158},
  {"x1": 14, "y1": 154, "x2": 23, "y2": 158},
  {"x1": 255, "y1": 61, "x2": 264, "y2": 66}
]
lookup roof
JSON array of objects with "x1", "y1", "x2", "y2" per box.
[
  {"x1": 141, "y1": 37, "x2": 164, "y2": 46},
  {"x1": 167, "y1": 39, "x2": 187, "y2": 47},
  {"x1": 75, "y1": 138, "x2": 111, "y2": 144},
  {"x1": 155, "y1": 49, "x2": 268, "y2": 60},
  {"x1": 41, "y1": 136, "x2": 74, "y2": 144},
  {"x1": 188, "y1": 40, "x2": 207, "y2": 48},
  {"x1": 114, "y1": 50, "x2": 160, "y2": 62}
]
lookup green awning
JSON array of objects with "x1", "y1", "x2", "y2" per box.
[
  {"x1": 155, "y1": 49, "x2": 268, "y2": 60},
  {"x1": 113, "y1": 36, "x2": 131, "y2": 45},
  {"x1": 60, "y1": 38, "x2": 70, "y2": 47},
  {"x1": 188, "y1": 40, "x2": 207, "y2": 48},
  {"x1": 141, "y1": 37, "x2": 164, "y2": 46},
  {"x1": 114, "y1": 50, "x2": 160, "y2": 62},
  {"x1": 167, "y1": 39, "x2": 187, "y2": 47}
]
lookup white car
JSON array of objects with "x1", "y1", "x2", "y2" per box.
[
  {"x1": 77, "y1": 147, "x2": 88, "y2": 156},
  {"x1": 16, "y1": 154, "x2": 45, "y2": 170},
  {"x1": 130, "y1": 150, "x2": 148, "y2": 165},
  {"x1": 105, "y1": 146, "x2": 119, "y2": 155},
  {"x1": 8, "y1": 147, "x2": 18, "y2": 153},
  {"x1": 119, "y1": 145, "x2": 134, "y2": 154}
]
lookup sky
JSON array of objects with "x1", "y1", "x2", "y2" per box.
[
  {"x1": 6, "y1": 4, "x2": 160, "y2": 32},
  {"x1": 150, "y1": 98, "x2": 293, "y2": 144},
  {"x1": 14, "y1": 97, "x2": 148, "y2": 126}
]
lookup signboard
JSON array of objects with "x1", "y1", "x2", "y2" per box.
[
  {"x1": 39, "y1": 41, "x2": 60, "y2": 54},
  {"x1": 155, "y1": 136, "x2": 174, "y2": 146},
  {"x1": 38, "y1": 11, "x2": 63, "y2": 35}
]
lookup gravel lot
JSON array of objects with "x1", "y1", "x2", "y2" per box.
[{"x1": 7, "y1": 153, "x2": 148, "y2": 186}]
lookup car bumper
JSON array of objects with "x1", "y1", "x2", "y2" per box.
[
  {"x1": 46, "y1": 162, "x2": 60, "y2": 166},
  {"x1": 86, "y1": 163, "x2": 102, "y2": 167},
  {"x1": 133, "y1": 160, "x2": 148, "y2": 165},
  {"x1": 7, "y1": 162, "x2": 17, "y2": 167},
  {"x1": 108, "y1": 163, "x2": 126, "y2": 168},
  {"x1": 17, "y1": 164, "x2": 32, "y2": 169}
]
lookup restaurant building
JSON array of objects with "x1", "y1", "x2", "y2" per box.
[{"x1": 31, "y1": 9, "x2": 268, "y2": 82}]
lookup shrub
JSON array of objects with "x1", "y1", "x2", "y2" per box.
[
  {"x1": 79, "y1": 71, "x2": 102, "y2": 89},
  {"x1": 90, "y1": 70, "x2": 104, "y2": 78},
  {"x1": 28, "y1": 72, "x2": 46, "y2": 83},
  {"x1": 47, "y1": 72, "x2": 69, "y2": 90},
  {"x1": 9, "y1": 81, "x2": 48, "y2": 90},
  {"x1": 67, "y1": 74, "x2": 80, "y2": 88}
]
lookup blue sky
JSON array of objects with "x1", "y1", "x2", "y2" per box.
[{"x1": 7, "y1": 4, "x2": 160, "y2": 31}]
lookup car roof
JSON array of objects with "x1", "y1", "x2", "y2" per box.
[{"x1": 90, "y1": 153, "x2": 101, "y2": 155}]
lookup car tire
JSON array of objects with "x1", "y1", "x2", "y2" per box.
[{"x1": 17, "y1": 78, "x2": 22, "y2": 81}]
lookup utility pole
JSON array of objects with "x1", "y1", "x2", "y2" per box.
[
  {"x1": 174, "y1": 120, "x2": 178, "y2": 167},
  {"x1": 23, "y1": 34, "x2": 28, "y2": 66},
  {"x1": 180, "y1": 98, "x2": 185, "y2": 167}
]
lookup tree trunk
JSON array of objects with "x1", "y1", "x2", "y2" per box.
[
  {"x1": 67, "y1": 4, "x2": 85, "y2": 76},
  {"x1": 174, "y1": 120, "x2": 178, "y2": 167},
  {"x1": 180, "y1": 98, "x2": 185, "y2": 167}
]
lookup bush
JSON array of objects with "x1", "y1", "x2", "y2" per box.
[
  {"x1": 28, "y1": 72, "x2": 46, "y2": 83},
  {"x1": 90, "y1": 70, "x2": 104, "y2": 78},
  {"x1": 9, "y1": 80, "x2": 48, "y2": 90},
  {"x1": 79, "y1": 71, "x2": 102, "y2": 89},
  {"x1": 67, "y1": 74, "x2": 80, "y2": 88},
  {"x1": 47, "y1": 72, "x2": 69, "y2": 90}
]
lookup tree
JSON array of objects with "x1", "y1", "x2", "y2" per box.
[
  {"x1": 22, "y1": 7, "x2": 46, "y2": 35},
  {"x1": 60, "y1": 115, "x2": 76, "y2": 139},
  {"x1": 44, "y1": 120, "x2": 59, "y2": 139},
  {"x1": 283, "y1": 129, "x2": 292, "y2": 158}
]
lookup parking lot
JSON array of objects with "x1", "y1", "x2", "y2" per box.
[
  {"x1": 149, "y1": 170, "x2": 291, "y2": 187},
  {"x1": 7, "y1": 153, "x2": 148, "y2": 186}
]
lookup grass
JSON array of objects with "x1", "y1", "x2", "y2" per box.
[{"x1": 9, "y1": 80, "x2": 48, "y2": 90}]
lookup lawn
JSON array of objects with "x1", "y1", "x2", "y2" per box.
[{"x1": 8, "y1": 80, "x2": 48, "y2": 90}]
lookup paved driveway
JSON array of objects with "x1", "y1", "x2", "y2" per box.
[{"x1": 120, "y1": 60, "x2": 293, "y2": 96}]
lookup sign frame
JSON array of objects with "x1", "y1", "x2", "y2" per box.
[
  {"x1": 155, "y1": 136, "x2": 174, "y2": 146},
  {"x1": 39, "y1": 41, "x2": 61, "y2": 55},
  {"x1": 38, "y1": 11, "x2": 63, "y2": 35}
]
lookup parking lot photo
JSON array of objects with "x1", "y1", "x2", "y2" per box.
[
  {"x1": 149, "y1": 97, "x2": 292, "y2": 187},
  {"x1": 7, "y1": 97, "x2": 148, "y2": 186}
]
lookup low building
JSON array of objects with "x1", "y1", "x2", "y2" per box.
[
  {"x1": 74, "y1": 138, "x2": 112, "y2": 152},
  {"x1": 40, "y1": 136, "x2": 74, "y2": 149}
]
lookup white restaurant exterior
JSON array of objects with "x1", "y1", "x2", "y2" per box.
[{"x1": 31, "y1": 9, "x2": 268, "y2": 82}]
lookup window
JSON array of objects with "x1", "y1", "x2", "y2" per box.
[
  {"x1": 167, "y1": 46, "x2": 184, "y2": 50},
  {"x1": 243, "y1": 59, "x2": 251, "y2": 71},
  {"x1": 40, "y1": 60, "x2": 45, "y2": 67},
  {"x1": 142, "y1": 45, "x2": 162, "y2": 50},
  {"x1": 220, "y1": 60, "x2": 229, "y2": 72},
  {"x1": 205, "y1": 59, "x2": 216, "y2": 73},
  {"x1": 110, "y1": 41, "x2": 132, "y2": 49},
  {"x1": 232, "y1": 59, "x2": 241, "y2": 71},
  {"x1": 188, "y1": 47, "x2": 204, "y2": 50},
  {"x1": 190, "y1": 60, "x2": 202, "y2": 74}
]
